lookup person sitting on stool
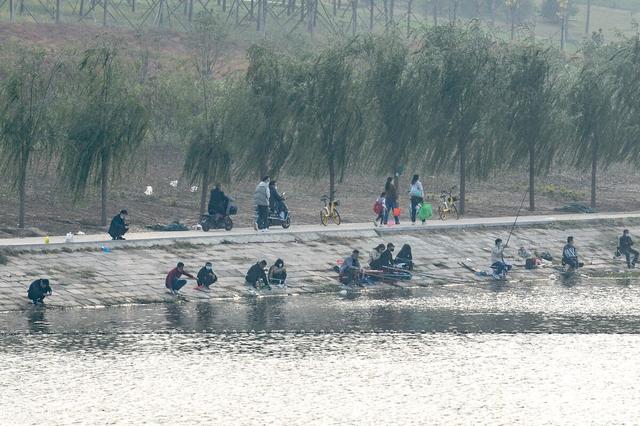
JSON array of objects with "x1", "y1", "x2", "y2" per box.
[
  {"x1": 562, "y1": 236, "x2": 584, "y2": 270},
  {"x1": 108, "y1": 209, "x2": 129, "y2": 240},
  {"x1": 28, "y1": 279, "x2": 52, "y2": 305}
]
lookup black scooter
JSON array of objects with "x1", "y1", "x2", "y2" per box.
[
  {"x1": 268, "y1": 193, "x2": 291, "y2": 229},
  {"x1": 200, "y1": 201, "x2": 237, "y2": 231}
]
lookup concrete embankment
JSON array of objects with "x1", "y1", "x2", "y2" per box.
[{"x1": 1, "y1": 213, "x2": 640, "y2": 312}]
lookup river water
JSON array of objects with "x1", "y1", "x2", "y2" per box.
[{"x1": 2, "y1": 277, "x2": 640, "y2": 425}]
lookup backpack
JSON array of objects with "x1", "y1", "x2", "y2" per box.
[{"x1": 373, "y1": 200, "x2": 383, "y2": 215}]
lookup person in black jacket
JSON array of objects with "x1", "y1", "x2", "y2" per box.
[
  {"x1": 268, "y1": 259, "x2": 287, "y2": 286},
  {"x1": 394, "y1": 244, "x2": 414, "y2": 271},
  {"x1": 108, "y1": 210, "x2": 129, "y2": 240},
  {"x1": 619, "y1": 229, "x2": 639, "y2": 268},
  {"x1": 196, "y1": 262, "x2": 218, "y2": 289},
  {"x1": 378, "y1": 243, "x2": 395, "y2": 270},
  {"x1": 246, "y1": 260, "x2": 270, "y2": 290},
  {"x1": 208, "y1": 183, "x2": 229, "y2": 218},
  {"x1": 28, "y1": 279, "x2": 52, "y2": 305}
]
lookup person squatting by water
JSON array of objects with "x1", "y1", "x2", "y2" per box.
[
  {"x1": 378, "y1": 243, "x2": 395, "y2": 270},
  {"x1": 268, "y1": 259, "x2": 287, "y2": 286},
  {"x1": 246, "y1": 260, "x2": 271, "y2": 290},
  {"x1": 562, "y1": 236, "x2": 584, "y2": 270},
  {"x1": 254, "y1": 176, "x2": 271, "y2": 232},
  {"x1": 197, "y1": 262, "x2": 218, "y2": 290},
  {"x1": 409, "y1": 174, "x2": 425, "y2": 225},
  {"x1": 491, "y1": 238, "x2": 512, "y2": 279},
  {"x1": 108, "y1": 209, "x2": 129, "y2": 240},
  {"x1": 165, "y1": 262, "x2": 195, "y2": 295},
  {"x1": 28, "y1": 279, "x2": 52, "y2": 305},
  {"x1": 340, "y1": 250, "x2": 363, "y2": 285},
  {"x1": 619, "y1": 229, "x2": 639, "y2": 269}
]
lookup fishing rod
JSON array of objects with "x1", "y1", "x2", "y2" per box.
[{"x1": 504, "y1": 188, "x2": 529, "y2": 250}]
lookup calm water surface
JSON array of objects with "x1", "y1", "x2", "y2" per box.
[{"x1": 1, "y1": 278, "x2": 640, "y2": 425}]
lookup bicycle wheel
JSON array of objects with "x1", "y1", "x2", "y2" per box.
[
  {"x1": 452, "y1": 204, "x2": 459, "y2": 220},
  {"x1": 320, "y1": 208, "x2": 330, "y2": 226},
  {"x1": 438, "y1": 204, "x2": 447, "y2": 221},
  {"x1": 332, "y1": 209, "x2": 341, "y2": 225}
]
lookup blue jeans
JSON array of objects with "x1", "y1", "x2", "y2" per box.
[
  {"x1": 491, "y1": 262, "x2": 512, "y2": 276},
  {"x1": 384, "y1": 199, "x2": 399, "y2": 224},
  {"x1": 171, "y1": 279, "x2": 187, "y2": 291}
]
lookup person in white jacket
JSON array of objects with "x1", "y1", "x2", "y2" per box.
[
  {"x1": 408, "y1": 174, "x2": 424, "y2": 225},
  {"x1": 254, "y1": 176, "x2": 271, "y2": 231}
]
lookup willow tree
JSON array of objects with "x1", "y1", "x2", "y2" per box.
[
  {"x1": 0, "y1": 49, "x2": 61, "y2": 229},
  {"x1": 502, "y1": 45, "x2": 558, "y2": 211},
  {"x1": 291, "y1": 42, "x2": 364, "y2": 203},
  {"x1": 568, "y1": 40, "x2": 621, "y2": 209},
  {"x1": 240, "y1": 44, "x2": 295, "y2": 178},
  {"x1": 183, "y1": 81, "x2": 247, "y2": 215},
  {"x1": 59, "y1": 45, "x2": 148, "y2": 226},
  {"x1": 422, "y1": 25, "x2": 500, "y2": 215},
  {"x1": 363, "y1": 34, "x2": 422, "y2": 190}
]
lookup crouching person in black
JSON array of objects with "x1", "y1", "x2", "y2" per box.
[
  {"x1": 246, "y1": 260, "x2": 271, "y2": 290},
  {"x1": 197, "y1": 262, "x2": 218, "y2": 290},
  {"x1": 108, "y1": 209, "x2": 129, "y2": 240},
  {"x1": 28, "y1": 279, "x2": 52, "y2": 305},
  {"x1": 268, "y1": 259, "x2": 287, "y2": 286}
]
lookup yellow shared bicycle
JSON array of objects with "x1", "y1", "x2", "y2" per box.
[{"x1": 320, "y1": 194, "x2": 341, "y2": 226}]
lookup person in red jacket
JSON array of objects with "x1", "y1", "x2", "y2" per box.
[{"x1": 165, "y1": 262, "x2": 195, "y2": 295}]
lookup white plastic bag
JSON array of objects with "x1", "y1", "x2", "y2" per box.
[
  {"x1": 144, "y1": 186, "x2": 153, "y2": 196},
  {"x1": 169, "y1": 180, "x2": 178, "y2": 188},
  {"x1": 64, "y1": 232, "x2": 74, "y2": 243}
]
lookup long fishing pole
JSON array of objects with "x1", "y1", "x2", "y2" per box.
[{"x1": 505, "y1": 189, "x2": 529, "y2": 249}]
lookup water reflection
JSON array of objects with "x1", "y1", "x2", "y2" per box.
[{"x1": 26, "y1": 307, "x2": 49, "y2": 333}]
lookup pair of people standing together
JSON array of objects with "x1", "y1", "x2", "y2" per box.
[{"x1": 379, "y1": 174, "x2": 425, "y2": 226}]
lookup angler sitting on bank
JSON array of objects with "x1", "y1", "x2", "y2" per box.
[
  {"x1": 490, "y1": 238, "x2": 512, "y2": 279},
  {"x1": 394, "y1": 244, "x2": 413, "y2": 271},
  {"x1": 562, "y1": 236, "x2": 584, "y2": 270},
  {"x1": 368, "y1": 244, "x2": 386, "y2": 269},
  {"x1": 340, "y1": 250, "x2": 363, "y2": 285},
  {"x1": 378, "y1": 243, "x2": 395, "y2": 270}
]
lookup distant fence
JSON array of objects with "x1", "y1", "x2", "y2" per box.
[{"x1": 0, "y1": 0, "x2": 434, "y2": 36}]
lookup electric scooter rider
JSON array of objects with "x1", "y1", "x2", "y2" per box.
[
  {"x1": 269, "y1": 180, "x2": 287, "y2": 219},
  {"x1": 208, "y1": 183, "x2": 229, "y2": 220}
]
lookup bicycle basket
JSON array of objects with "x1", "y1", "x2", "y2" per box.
[
  {"x1": 227, "y1": 204, "x2": 238, "y2": 215},
  {"x1": 331, "y1": 200, "x2": 340, "y2": 207}
]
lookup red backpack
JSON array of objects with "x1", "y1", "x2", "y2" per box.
[{"x1": 373, "y1": 200, "x2": 383, "y2": 215}]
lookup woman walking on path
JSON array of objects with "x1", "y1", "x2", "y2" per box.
[
  {"x1": 409, "y1": 174, "x2": 424, "y2": 225},
  {"x1": 383, "y1": 177, "x2": 400, "y2": 225}
]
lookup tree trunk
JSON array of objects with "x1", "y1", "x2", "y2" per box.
[
  {"x1": 18, "y1": 164, "x2": 27, "y2": 229},
  {"x1": 329, "y1": 157, "x2": 336, "y2": 203},
  {"x1": 200, "y1": 172, "x2": 209, "y2": 216},
  {"x1": 585, "y1": 0, "x2": 591, "y2": 35},
  {"x1": 591, "y1": 144, "x2": 597, "y2": 210},
  {"x1": 459, "y1": 140, "x2": 466, "y2": 215},
  {"x1": 529, "y1": 143, "x2": 535, "y2": 211},
  {"x1": 433, "y1": 0, "x2": 438, "y2": 25},
  {"x1": 101, "y1": 157, "x2": 109, "y2": 227}
]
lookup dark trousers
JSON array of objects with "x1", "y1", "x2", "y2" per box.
[
  {"x1": 384, "y1": 199, "x2": 399, "y2": 225},
  {"x1": 257, "y1": 205, "x2": 269, "y2": 230},
  {"x1": 29, "y1": 296, "x2": 46, "y2": 304},
  {"x1": 246, "y1": 275, "x2": 269, "y2": 288},
  {"x1": 563, "y1": 257, "x2": 580, "y2": 269},
  {"x1": 171, "y1": 279, "x2": 187, "y2": 291},
  {"x1": 410, "y1": 196, "x2": 423, "y2": 223},
  {"x1": 623, "y1": 248, "x2": 639, "y2": 266},
  {"x1": 109, "y1": 227, "x2": 128, "y2": 240},
  {"x1": 270, "y1": 272, "x2": 287, "y2": 285}
]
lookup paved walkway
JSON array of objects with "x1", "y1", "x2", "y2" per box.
[{"x1": 2, "y1": 211, "x2": 639, "y2": 250}]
